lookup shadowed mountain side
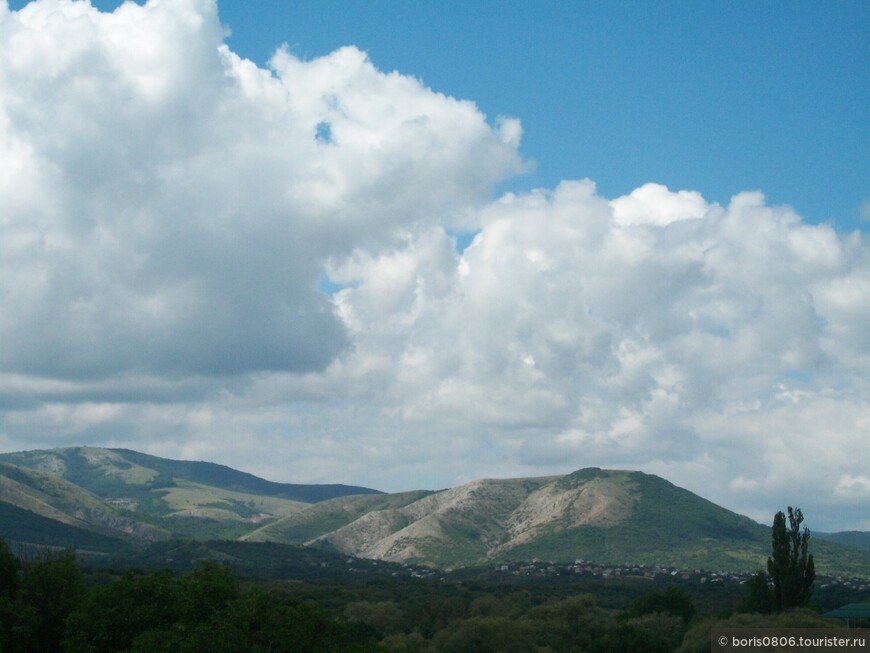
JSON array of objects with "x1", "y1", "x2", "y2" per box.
[
  {"x1": 815, "y1": 531, "x2": 870, "y2": 550},
  {"x1": 0, "y1": 501, "x2": 130, "y2": 554}
]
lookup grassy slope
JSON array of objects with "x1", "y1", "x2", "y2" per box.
[
  {"x1": 1, "y1": 450, "x2": 866, "y2": 577},
  {"x1": 0, "y1": 448, "x2": 310, "y2": 541},
  {"x1": 0, "y1": 461, "x2": 97, "y2": 525},
  {"x1": 0, "y1": 459, "x2": 161, "y2": 550},
  {"x1": 491, "y1": 471, "x2": 870, "y2": 576},
  {"x1": 0, "y1": 460, "x2": 132, "y2": 528},
  {"x1": 112, "y1": 448, "x2": 382, "y2": 501},
  {"x1": 815, "y1": 531, "x2": 870, "y2": 551},
  {"x1": 499, "y1": 470, "x2": 769, "y2": 570},
  {"x1": 280, "y1": 468, "x2": 870, "y2": 576},
  {"x1": 0, "y1": 447, "x2": 381, "y2": 502}
]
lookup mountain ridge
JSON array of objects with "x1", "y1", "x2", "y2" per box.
[
  {"x1": 0, "y1": 446, "x2": 379, "y2": 547},
  {"x1": 245, "y1": 466, "x2": 870, "y2": 576},
  {"x1": 111, "y1": 448, "x2": 381, "y2": 502},
  {"x1": 0, "y1": 447, "x2": 867, "y2": 577}
]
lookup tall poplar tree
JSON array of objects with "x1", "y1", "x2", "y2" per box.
[{"x1": 767, "y1": 507, "x2": 815, "y2": 611}]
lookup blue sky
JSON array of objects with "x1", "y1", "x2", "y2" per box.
[
  {"x1": 1, "y1": 0, "x2": 868, "y2": 531},
  {"x1": 213, "y1": 1, "x2": 868, "y2": 229}
]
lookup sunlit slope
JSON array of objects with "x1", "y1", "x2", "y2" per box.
[
  {"x1": 1, "y1": 450, "x2": 866, "y2": 576},
  {"x1": 245, "y1": 467, "x2": 869, "y2": 575},
  {"x1": 498, "y1": 469, "x2": 770, "y2": 570},
  {"x1": 113, "y1": 448, "x2": 381, "y2": 502},
  {"x1": 0, "y1": 447, "x2": 378, "y2": 541},
  {"x1": 243, "y1": 490, "x2": 435, "y2": 545},
  {"x1": 0, "y1": 460, "x2": 166, "y2": 549}
]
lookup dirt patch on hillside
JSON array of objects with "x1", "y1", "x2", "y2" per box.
[{"x1": 503, "y1": 475, "x2": 637, "y2": 548}]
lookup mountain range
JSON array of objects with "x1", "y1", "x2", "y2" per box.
[{"x1": 0, "y1": 446, "x2": 867, "y2": 577}]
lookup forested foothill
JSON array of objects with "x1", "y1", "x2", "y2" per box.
[{"x1": 0, "y1": 531, "x2": 866, "y2": 653}]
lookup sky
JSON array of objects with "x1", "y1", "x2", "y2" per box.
[{"x1": 0, "y1": 0, "x2": 867, "y2": 532}]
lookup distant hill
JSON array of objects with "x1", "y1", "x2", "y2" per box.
[
  {"x1": 0, "y1": 447, "x2": 379, "y2": 503},
  {"x1": 816, "y1": 531, "x2": 870, "y2": 551},
  {"x1": 112, "y1": 449, "x2": 379, "y2": 503},
  {"x1": 0, "y1": 449, "x2": 866, "y2": 578},
  {"x1": 0, "y1": 457, "x2": 168, "y2": 550},
  {"x1": 0, "y1": 446, "x2": 380, "y2": 546},
  {"x1": 247, "y1": 467, "x2": 870, "y2": 577}
]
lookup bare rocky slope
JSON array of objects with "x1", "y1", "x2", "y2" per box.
[
  {"x1": 244, "y1": 468, "x2": 767, "y2": 571},
  {"x1": 244, "y1": 467, "x2": 870, "y2": 576},
  {"x1": 1, "y1": 448, "x2": 866, "y2": 576}
]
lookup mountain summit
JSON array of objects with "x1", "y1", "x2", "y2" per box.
[
  {"x1": 0, "y1": 448, "x2": 866, "y2": 576},
  {"x1": 244, "y1": 467, "x2": 773, "y2": 571}
]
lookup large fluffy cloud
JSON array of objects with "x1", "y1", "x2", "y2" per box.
[
  {"x1": 326, "y1": 183, "x2": 869, "y2": 528},
  {"x1": 0, "y1": 0, "x2": 521, "y2": 380},
  {"x1": 0, "y1": 0, "x2": 867, "y2": 531}
]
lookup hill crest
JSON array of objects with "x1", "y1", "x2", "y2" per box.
[
  {"x1": 0, "y1": 446, "x2": 380, "y2": 549},
  {"x1": 0, "y1": 448, "x2": 867, "y2": 577}
]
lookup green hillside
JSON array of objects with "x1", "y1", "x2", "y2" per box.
[
  {"x1": 0, "y1": 447, "x2": 379, "y2": 503},
  {"x1": 496, "y1": 470, "x2": 771, "y2": 570},
  {"x1": 0, "y1": 447, "x2": 378, "y2": 543},
  {"x1": 0, "y1": 459, "x2": 168, "y2": 543},
  {"x1": 248, "y1": 467, "x2": 870, "y2": 576},
  {"x1": 816, "y1": 531, "x2": 870, "y2": 551},
  {"x1": 0, "y1": 449, "x2": 866, "y2": 578},
  {"x1": 113, "y1": 449, "x2": 381, "y2": 502}
]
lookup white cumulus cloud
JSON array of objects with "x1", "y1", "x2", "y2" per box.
[
  {"x1": 0, "y1": 0, "x2": 867, "y2": 531},
  {"x1": 0, "y1": 0, "x2": 521, "y2": 381},
  {"x1": 321, "y1": 182, "x2": 870, "y2": 528}
]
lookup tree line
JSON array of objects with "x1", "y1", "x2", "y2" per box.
[
  {"x1": 0, "y1": 542, "x2": 374, "y2": 653},
  {"x1": 0, "y1": 507, "x2": 844, "y2": 652}
]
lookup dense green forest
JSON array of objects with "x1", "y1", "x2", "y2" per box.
[{"x1": 0, "y1": 536, "x2": 864, "y2": 652}]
